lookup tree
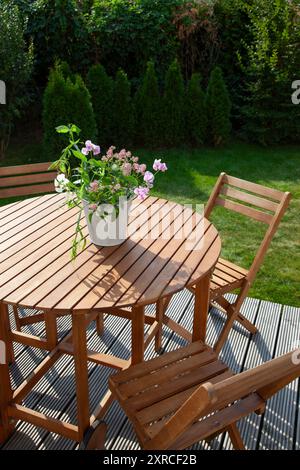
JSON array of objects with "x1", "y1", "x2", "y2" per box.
[
  {"x1": 239, "y1": 0, "x2": 300, "y2": 144},
  {"x1": 162, "y1": 60, "x2": 185, "y2": 146},
  {"x1": 43, "y1": 65, "x2": 97, "y2": 158},
  {"x1": 0, "y1": 1, "x2": 34, "y2": 159},
  {"x1": 112, "y1": 69, "x2": 135, "y2": 147},
  {"x1": 135, "y1": 61, "x2": 162, "y2": 147},
  {"x1": 206, "y1": 66, "x2": 231, "y2": 146},
  {"x1": 25, "y1": 0, "x2": 91, "y2": 82},
  {"x1": 86, "y1": 64, "x2": 114, "y2": 149},
  {"x1": 185, "y1": 73, "x2": 207, "y2": 145}
]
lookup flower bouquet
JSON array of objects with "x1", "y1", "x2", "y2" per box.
[{"x1": 51, "y1": 124, "x2": 167, "y2": 259}]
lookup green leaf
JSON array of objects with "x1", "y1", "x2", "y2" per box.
[
  {"x1": 70, "y1": 124, "x2": 81, "y2": 134},
  {"x1": 72, "y1": 149, "x2": 87, "y2": 161},
  {"x1": 56, "y1": 125, "x2": 70, "y2": 134}
]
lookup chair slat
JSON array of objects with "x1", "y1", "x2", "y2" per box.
[
  {"x1": 111, "y1": 341, "x2": 206, "y2": 384},
  {"x1": 223, "y1": 174, "x2": 283, "y2": 202},
  {"x1": 171, "y1": 393, "x2": 264, "y2": 450},
  {"x1": 220, "y1": 185, "x2": 279, "y2": 212},
  {"x1": 118, "y1": 349, "x2": 216, "y2": 397},
  {"x1": 205, "y1": 350, "x2": 300, "y2": 412},
  {"x1": 125, "y1": 361, "x2": 228, "y2": 411},
  {"x1": 0, "y1": 172, "x2": 57, "y2": 188},
  {"x1": 137, "y1": 370, "x2": 233, "y2": 426},
  {"x1": 0, "y1": 183, "x2": 55, "y2": 199},
  {"x1": 0, "y1": 162, "x2": 52, "y2": 176},
  {"x1": 217, "y1": 258, "x2": 248, "y2": 276},
  {"x1": 216, "y1": 197, "x2": 273, "y2": 224}
]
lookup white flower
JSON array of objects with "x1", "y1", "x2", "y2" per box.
[{"x1": 54, "y1": 174, "x2": 69, "y2": 193}]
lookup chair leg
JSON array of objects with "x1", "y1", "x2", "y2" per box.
[
  {"x1": 214, "y1": 304, "x2": 238, "y2": 355},
  {"x1": 237, "y1": 312, "x2": 258, "y2": 335},
  {"x1": 211, "y1": 300, "x2": 258, "y2": 336},
  {"x1": 80, "y1": 421, "x2": 107, "y2": 450},
  {"x1": 155, "y1": 299, "x2": 164, "y2": 353},
  {"x1": 227, "y1": 423, "x2": 245, "y2": 450},
  {"x1": 96, "y1": 313, "x2": 104, "y2": 336}
]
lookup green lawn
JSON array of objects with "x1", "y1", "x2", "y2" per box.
[{"x1": 2, "y1": 136, "x2": 300, "y2": 307}]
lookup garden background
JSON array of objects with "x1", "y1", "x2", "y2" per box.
[{"x1": 0, "y1": 0, "x2": 299, "y2": 306}]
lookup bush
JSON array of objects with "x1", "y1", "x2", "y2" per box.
[
  {"x1": 185, "y1": 73, "x2": 207, "y2": 145},
  {"x1": 135, "y1": 61, "x2": 162, "y2": 147},
  {"x1": 206, "y1": 66, "x2": 231, "y2": 146},
  {"x1": 86, "y1": 64, "x2": 114, "y2": 149},
  {"x1": 0, "y1": 1, "x2": 34, "y2": 159},
  {"x1": 162, "y1": 60, "x2": 185, "y2": 146},
  {"x1": 112, "y1": 69, "x2": 135, "y2": 147},
  {"x1": 239, "y1": 0, "x2": 300, "y2": 144},
  {"x1": 26, "y1": 0, "x2": 91, "y2": 82},
  {"x1": 89, "y1": 0, "x2": 183, "y2": 82},
  {"x1": 43, "y1": 66, "x2": 97, "y2": 158}
]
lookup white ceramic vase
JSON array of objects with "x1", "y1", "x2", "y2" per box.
[{"x1": 82, "y1": 198, "x2": 132, "y2": 247}]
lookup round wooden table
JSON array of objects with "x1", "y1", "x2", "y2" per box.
[{"x1": 0, "y1": 193, "x2": 221, "y2": 444}]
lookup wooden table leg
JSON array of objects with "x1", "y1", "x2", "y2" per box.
[
  {"x1": 96, "y1": 313, "x2": 104, "y2": 336},
  {"x1": 192, "y1": 272, "x2": 211, "y2": 342},
  {"x1": 72, "y1": 313, "x2": 90, "y2": 441},
  {"x1": 0, "y1": 303, "x2": 14, "y2": 443},
  {"x1": 45, "y1": 311, "x2": 58, "y2": 350},
  {"x1": 131, "y1": 306, "x2": 145, "y2": 365}
]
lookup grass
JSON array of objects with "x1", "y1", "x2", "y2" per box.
[{"x1": 2, "y1": 134, "x2": 300, "y2": 307}]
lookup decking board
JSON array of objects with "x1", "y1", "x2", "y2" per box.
[{"x1": 1, "y1": 291, "x2": 299, "y2": 451}]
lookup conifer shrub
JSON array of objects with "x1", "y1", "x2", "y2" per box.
[
  {"x1": 86, "y1": 64, "x2": 114, "y2": 149},
  {"x1": 43, "y1": 66, "x2": 97, "y2": 157},
  {"x1": 162, "y1": 59, "x2": 185, "y2": 147},
  {"x1": 185, "y1": 73, "x2": 207, "y2": 145},
  {"x1": 112, "y1": 69, "x2": 135, "y2": 147},
  {"x1": 206, "y1": 66, "x2": 231, "y2": 146},
  {"x1": 135, "y1": 61, "x2": 162, "y2": 147}
]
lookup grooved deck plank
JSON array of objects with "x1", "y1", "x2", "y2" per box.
[{"x1": 1, "y1": 293, "x2": 298, "y2": 451}]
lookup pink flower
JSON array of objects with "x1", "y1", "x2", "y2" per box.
[
  {"x1": 122, "y1": 162, "x2": 132, "y2": 176},
  {"x1": 81, "y1": 141, "x2": 101, "y2": 156},
  {"x1": 106, "y1": 146, "x2": 115, "y2": 158},
  {"x1": 139, "y1": 164, "x2": 147, "y2": 175},
  {"x1": 89, "y1": 180, "x2": 99, "y2": 192},
  {"x1": 144, "y1": 171, "x2": 155, "y2": 186},
  {"x1": 89, "y1": 203, "x2": 98, "y2": 211},
  {"x1": 93, "y1": 145, "x2": 101, "y2": 156},
  {"x1": 132, "y1": 156, "x2": 139, "y2": 163},
  {"x1": 134, "y1": 186, "x2": 150, "y2": 200},
  {"x1": 85, "y1": 140, "x2": 93, "y2": 151},
  {"x1": 133, "y1": 163, "x2": 140, "y2": 172},
  {"x1": 153, "y1": 159, "x2": 168, "y2": 172},
  {"x1": 119, "y1": 149, "x2": 127, "y2": 159}
]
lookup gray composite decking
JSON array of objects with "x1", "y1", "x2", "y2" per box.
[{"x1": 1, "y1": 290, "x2": 300, "y2": 451}]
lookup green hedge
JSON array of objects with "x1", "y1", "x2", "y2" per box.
[
  {"x1": 43, "y1": 66, "x2": 97, "y2": 158},
  {"x1": 34, "y1": 0, "x2": 300, "y2": 147}
]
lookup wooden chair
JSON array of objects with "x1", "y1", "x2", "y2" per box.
[
  {"x1": 86, "y1": 341, "x2": 300, "y2": 450},
  {"x1": 164, "y1": 173, "x2": 291, "y2": 354},
  {"x1": 0, "y1": 162, "x2": 55, "y2": 341}
]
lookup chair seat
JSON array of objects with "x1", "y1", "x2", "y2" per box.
[
  {"x1": 210, "y1": 258, "x2": 248, "y2": 299},
  {"x1": 109, "y1": 341, "x2": 233, "y2": 446}
]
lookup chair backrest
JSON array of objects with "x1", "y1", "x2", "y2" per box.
[
  {"x1": 0, "y1": 162, "x2": 56, "y2": 199},
  {"x1": 147, "y1": 349, "x2": 300, "y2": 449},
  {"x1": 204, "y1": 173, "x2": 291, "y2": 282}
]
